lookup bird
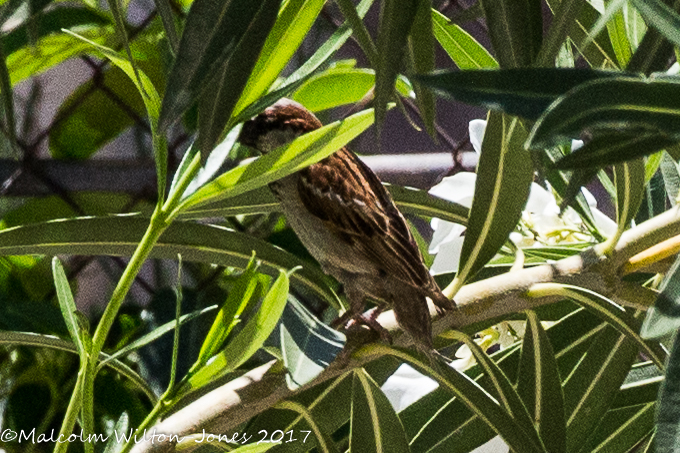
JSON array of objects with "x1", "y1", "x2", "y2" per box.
[{"x1": 237, "y1": 98, "x2": 454, "y2": 351}]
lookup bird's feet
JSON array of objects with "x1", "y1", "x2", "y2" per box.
[{"x1": 332, "y1": 305, "x2": 392, "y2": 344}]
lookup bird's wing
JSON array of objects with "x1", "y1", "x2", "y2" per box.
[{"x1": 297, "y1": 148, "x2": 432, "y2": 289}]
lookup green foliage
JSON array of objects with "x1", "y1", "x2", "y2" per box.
[{"x1": 2, "y1": 0, "x2": 680, "y2": 452}]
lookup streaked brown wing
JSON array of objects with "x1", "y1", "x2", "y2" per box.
[{"x1": 297, "y1": 148, "x2": 431, "y2": 288}]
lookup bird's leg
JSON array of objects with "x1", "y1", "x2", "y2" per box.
[
  {"x1": 359, "y1": 304, "x2": 392, "y2": 344},
  {"x1": 332, "y1": 288, "x2": 392, "y2": 344}
]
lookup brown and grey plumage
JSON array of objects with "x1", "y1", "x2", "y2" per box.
[{"x1": 238, "y1": 98, "x2": 454, "y2": 350}]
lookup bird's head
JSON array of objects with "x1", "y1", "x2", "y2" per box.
[{"x1": 238, "y1": 98, "x2": 323, "y2": 153}]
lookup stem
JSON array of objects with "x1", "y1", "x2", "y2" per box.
[
  {"x1": 53, "y1": 370, "x2": 84, "y2": 453},
  {"x1": 54, "y1": 152, "x2": 204, "y2": 450}
]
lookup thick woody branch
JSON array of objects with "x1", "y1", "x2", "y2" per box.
[{"x1": 131, "y1": 206, "x2": 680, "y2": 453}]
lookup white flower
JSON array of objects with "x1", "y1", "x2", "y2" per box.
[{"x1": 428, "y1": 120, "x2": 616, "y2": 275}]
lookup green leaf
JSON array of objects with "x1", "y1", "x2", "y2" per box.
[
  {"x1": 562, "y1": 326, "x2": 638, "y2": 453},
  {"x1": 0, "y1": 216, "x2": 340, "y2": 308},
  {"x1": 536, "y1": 0, "x2": 584, "y2": 67},
  {"x1": 281, "y1": 296, "x2": 345, "y2": 389},
  {"x1": 2, "y1": 7, "x2": 109, "y2": 56},
  {"x1": 614, "y1": 158, "x2": 645, "y2": 231},
  {"x1": 607, "y1": 5, "x2": 633, "y2": 67},
  {"x1": 655, "y1": 328, "x2": 680, "y2": 451},
  {"x1": 417, "y1": 68, "x2": 623, "y2": 121},
  {"x1": 374, "y1": 0, "x2": 417, "y2": 131},
  {"x1": 292, "y1": 67, "x2": 412, "y2": 113},
  {"x1": 529, "y1": 77, "x2": 680, "y2": 150},
  {"x1": 629, "y1": 0, "x2": 680, "y2": 50},
  {"x1": 195, "y1": 0, "x2": 280, "y2": 158},
  {"x1": 480, "y1": 0, "x2": 542, "y2": 68},
  {"x1": 0, "y1": 331, "x2": 156, "y2": 403},
  {"x1": 52, "y1": 257, "x2": 88, "y2": 359},
  {"x1": 517, "y1": 311, "x2": 566, "y2": 453},
  {"x1": 275, "y1": 400, "x2": 341, "y2": 453},
  {"x1": 233, "y1": 0, "x2": 325, "y2": 116},
  {"x1": 8, "y1": 26, "x2": 115, "y2": 85},
  {"x1": 431, "y1": 9, "x2": 498, "y2": 69},
  {"x1": 374, "y1": 347, "x2": 547, "y2": 453},
  {"x1": 49, "y1": 34, "x2": 166, "y2": 160},
  {"x1": 642, "y1": 255, "x2": 680, "y2": 339},
  {"x1": 407, "y1": 0, "x2": 436, "y2": 137},
  {"x1": 99, "y1": 305, "x2": 217, "y2": 369},
  {"x1": 63, "y1": 30, "x2": 167, "y2": 197},
  {"x1": 181, "y1": 108, "x2": 374, "y2": 210},
  {"x1": 179, "y1": 182, "x2": 469, "y2": 227},
  {"x1": 196, "y1": 255, "x2": 261, "y2": 366},
  {"x1": 229, "y1": 0, "x2": 375, "y2": 126},
  {"x1": 350, "y1": 369, "x2": 410, "y2": 453},
  {"x1": 185, "y1": 268, "x2": 290, "y2": 389},
  {"x1": 335, "y1": 0, "x2": 378, "y2": 67},
  {"x1": 158, "y1": 0, "x2": 276, "y2": 130},
  {"x1": 445, "y1": 331, "x2": 543, "y2": 449},
  {"x1": 554, "y1": 131, "x2": 678, "y2": 169},
  {"x1": 454, "y1": 112, "x2": 533, "y2": 286}
]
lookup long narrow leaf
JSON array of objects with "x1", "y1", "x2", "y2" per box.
[
  {"x1": 182, "y1": 108, "x2": 374, "y2": 210},
  {"x1": 431, "y1": 9, "x2": 498, "y2": 69},
  {"x1": 52, "y1": 257, "x2": 88, "y2": 359},
  {"x1": 195, "y1": 0, "x2": 280, "y2": 158},
  {"x1": 417, "y1": 68, "x2": 624, "y2": 121},
  {"x1": 0, "y1": 216, "x2": 340, "y2": 308},
  {"x1": 480, "y1": 0, "x2": 542, "y2": 68},
  {"x1": 528, "y1": 77, "x2": 680, "y2": 150},
  {"x1": 448, "y1": 112, "x2": 532, "y2": 291},
  {"x1": 350, "y1": 369, "x2": 410, "y2": 453},
  {"x1": 158, "y1": 0, "x2": 267, "y2": 130},
  {"x1": 0, "y1": 331, "x2": 155, "y2": 403},
  {"x1": 517, "y1": 311, "x2": 566, "y2": 453},
  {"x1": 374, "y1": 0, "x2": 417, "y2": 131}
]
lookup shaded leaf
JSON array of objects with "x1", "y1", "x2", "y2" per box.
[
  {"x1": 281, "y1": 296, "x2": 344, "y2": 389},
  {"x1": 431, "y1": 9, "x2": 498, "y2": 69},
  {"x1": 0, "y1": 331, "x2": 155, "y2": 402},
  {"x1": 52, "y1": 257, "x2": 87, "y2": 359},
  {"x1": 614, "y1": 158, "x2": 645, "y2": 231},
  {"x1": 350, "y1": 369, "x2": 410, "y2": 453},
  {"x1": 182, "y1": 108, "x2": 374, "y2": 210},
  {"x1": 529, "y1": 77, "x2": 680, "y2": 150},
  {"x1": 195, "y1": 0, "x2": 280, "y2": 158},
  {"x1": 480, "y1": 0, "x2": 542, "y2": 68},
  {"x1": 517, "y1": 311, "x2": 566, "y2": 453},
  {"x1": 554, "y1": 131, "x2": 678, "y2": 169},
  {"x1": 417, "y1": 68, "x2": 624, "y2": 121},
  {"x1": 655, "y1": 328, "x2": 680, "y2": 451},
  {"x1": 374, "y1": 0, "x2": 417, "y2": 131},
  {"x1": 408, "y1": 0, "x2": 436, "y2": 137},
  {"x1": 642, "y1": 255, "x2": 680, "y2": 339},
  {"x1": 630, "y1": 0, "x2": 680, "y2": 50},
  {"x1": 0, "y1": 216, "x2": 339, "y2": 307},
  {"x1": 562, "y1": 326, "x2": 638, "y2": 453},
  {"x1": 454, "y1": 111, "x2": 532, "y2": 287},
  {"x1": 158, "y1": 0, "x2": 271, "y2": 130}
]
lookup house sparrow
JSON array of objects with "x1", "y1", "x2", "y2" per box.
[{"x1": 238, "y1": 99, "x2": 454, "y2": 350}]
